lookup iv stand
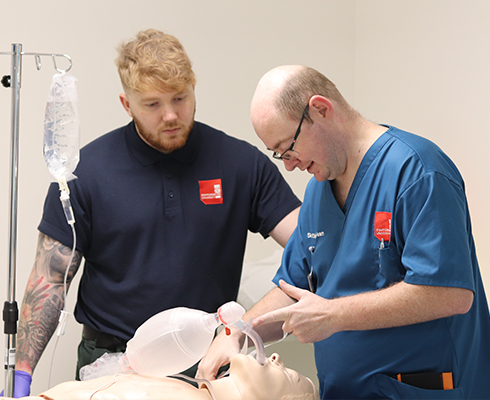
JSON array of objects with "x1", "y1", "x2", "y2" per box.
[{"x1": 1, "y1": 43, "x2": 72, "y2": 398}]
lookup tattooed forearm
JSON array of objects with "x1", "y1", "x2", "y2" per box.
[
  {"x1": 17, "y1": 281, "x2": 63, "y2": 369},
  {"x1": 16, "y1": 232, "x2": 83, "y2": 373}
]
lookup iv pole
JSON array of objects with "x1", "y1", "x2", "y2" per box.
[{"x1": 1, "y1": 43, "x2": 72, "y2": 398}]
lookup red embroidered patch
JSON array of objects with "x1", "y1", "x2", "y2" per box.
[
  {"x1": 374, "y1": 211, "x2": 392, "y2": 242},
  {"x1": 199, "y1": 179, "x2": 223, "y2": 205}
]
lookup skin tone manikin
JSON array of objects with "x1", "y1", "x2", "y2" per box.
[{"x1": 4, "y1": 354, "x2": 319, "y2": 400}]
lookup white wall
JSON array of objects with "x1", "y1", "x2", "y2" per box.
[
  {"x1": 0, "y1": 0, "x2": 354, "y2": 393},
  {"x1": 1, "y1": 0, "x2": 488, "y2": 396},
  {"x1": 354, "y1": 0, "x2": 490, "y2": 291}
]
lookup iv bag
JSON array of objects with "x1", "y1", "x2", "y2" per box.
[{"x1": 43, "y1": 73, "x2": 80, "y2": 183}]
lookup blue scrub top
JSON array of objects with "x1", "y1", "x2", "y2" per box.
[{"x1": 274, "y1": 126, "x2": 490, "y2": 399}]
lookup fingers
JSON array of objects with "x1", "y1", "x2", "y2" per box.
[
  {"x1": 195, "y1": 361, "x2": 219, "y2": 381},
  {"x1": 278, "y1": 279, "x2": 307, "y2": 301},
  {"x1": 253, "y1": 307, "x2": 290, "y2": 328}
]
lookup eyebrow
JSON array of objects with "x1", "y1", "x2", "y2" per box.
[
  {"x1": 267, "y1": 138, "x2": 288, "y2": 152},
  {"x1": 140, "y1": 90, "x2": 187, "y2": 102}
]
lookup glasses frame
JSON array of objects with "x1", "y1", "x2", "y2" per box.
[{"x1": 272, "y1": 104, "x2": 310, "y2": 161}]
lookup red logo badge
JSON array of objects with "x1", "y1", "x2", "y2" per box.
[
  {"x1": 374, "y1": 212, "x2": 392, "y2": 242},
  {"x1": 199, "y1": 179, "x2": 223, "y2": 205}
]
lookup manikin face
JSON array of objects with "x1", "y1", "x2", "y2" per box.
[
  {"x1": 203, "y1": 353, "x2": 319, "y2": 400},
  {"x1": 120, "y1": 85, "x2": 196, "y2": 154}
]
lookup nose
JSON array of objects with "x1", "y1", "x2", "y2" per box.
[
  {"x1": 270, "y1": 353, "x2": 285, "y2": 367},
  {"x1": 283, "y1": 158, "x2": 300, "y2": 172},
  {"x1": 161, "y1": 106, "x2": 178, "y2": 123}
]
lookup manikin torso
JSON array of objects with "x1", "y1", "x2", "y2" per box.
[{"x1": 10, "y1": 354, "x2": 319, "y2": 400}]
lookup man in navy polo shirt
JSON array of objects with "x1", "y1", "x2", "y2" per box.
[
  {"x1": 11, "y1": 30, "x2": 301, "y2": 397},
  {"x1": 198, "y1": 65, "x2": 490, "y2": 399}
]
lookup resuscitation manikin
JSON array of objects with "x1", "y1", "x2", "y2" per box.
[{"x1": 79, "y1": 301, "x2": 265, "y2": 380}]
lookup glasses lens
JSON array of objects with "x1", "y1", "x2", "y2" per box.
[{"x1": 281, "y1": 150, "x2": 299, "y2": 161}]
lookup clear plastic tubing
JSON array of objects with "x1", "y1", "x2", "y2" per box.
[{"x1": 217, "y1": 302, "x2": 266, "y2": 366}]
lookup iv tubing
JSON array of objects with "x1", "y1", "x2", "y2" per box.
[{"x1": 47, "y1": 184, "x2": 77, "y2": 389}]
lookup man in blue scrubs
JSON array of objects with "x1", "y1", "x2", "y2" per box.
[
  {"x1": 198, "y1": 65, "x2": 490, "y2": 399},
  {"x1": 10, "y1": 33, "x2": 301, "y2": 397}
]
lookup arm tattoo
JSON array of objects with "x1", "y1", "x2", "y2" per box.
[{"x1": 16, "y1": 233, "x2": 82, "y2": 371}]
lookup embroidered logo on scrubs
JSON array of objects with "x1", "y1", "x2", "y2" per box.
[
  {"x1": 374, "y1": 211, "x2": 392, "y2": 242},
  {"x1": 199, "y1": 179, "x2": 223, "y2": 205}
]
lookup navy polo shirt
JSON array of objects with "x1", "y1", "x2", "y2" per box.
[{"x1": 39, "y1": 121, "x2": 301, "y2": 340}]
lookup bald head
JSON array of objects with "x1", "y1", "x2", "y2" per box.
[
  {"x1": 251, "y1": 65, "x2": 305, "y2": 124},
  {"x1": 251, "y1": 65, "x2": 350, "y2": 128}
]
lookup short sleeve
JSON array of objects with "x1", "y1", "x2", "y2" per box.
[
  {"x1": 248, "y1": 151, "x2": 301, "y2": 237},
  {"x1": 396, "y1": 172, "x2": 475, "y2": 291}
]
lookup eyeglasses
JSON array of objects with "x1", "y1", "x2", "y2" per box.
[{"x1": 272, "y1": 104, "x2": 309, "y2": 161}]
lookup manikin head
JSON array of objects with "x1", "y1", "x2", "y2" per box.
[
  {"x1": 116, "y1": 29, "x2": 197, "y2": 154},
  {"x1": 202, "y1": 353, "x2": 319, "y2": 400},
  {"x1": 21, "y1": 353, "x2": 319, "y2": 400}
]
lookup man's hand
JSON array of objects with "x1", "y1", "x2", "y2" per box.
[
  {"x1": 254, "y1": 280, "x2": 339, "y2": 343},
  {"x1": 196, "y1": 328, "x2": 244, "y2": 381},
  {"x1": 0, "y1": 370, "x2": 32, "y2": 398}
]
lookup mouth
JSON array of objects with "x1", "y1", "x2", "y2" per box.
[
  {"x1": 306, "y1": 162, "x2": 314, "y2": 173},
  {"x1": 162, "y1": 127, "x2": 181, "y2": 135}
]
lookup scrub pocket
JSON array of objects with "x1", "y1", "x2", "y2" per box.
[
  {"x1": 375, "y1": 243, "x2": 405, "y2": 288},
  {"x1": 376, "y1": 374, "x2": 463, "y2": 399}
]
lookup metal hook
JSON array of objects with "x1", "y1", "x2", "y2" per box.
[
  {"x1": 51, "y1": 54, "x2": 72, "y2": 74},
  {"x1": 35, "y1": 54, "x2": 42, "y2": 70},
  {"x1": 18, "y1": 52, "x2": 73, "y2": 74}
]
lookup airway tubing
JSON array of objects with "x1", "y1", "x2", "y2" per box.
[{"x1": 240, "y1": 323, "x2": 266, "y2": 366}]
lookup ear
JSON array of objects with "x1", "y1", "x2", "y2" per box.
[
  {"x1": 119, "y1": 93, "x2": 132, "y2": 117},
  {"x1": 309, "y1": 95, "x2": 334, "y2": 120}
]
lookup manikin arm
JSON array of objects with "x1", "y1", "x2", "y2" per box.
[
  {"x1": 268, "y1": 206, "x2": 300, "y2": 248},
  {"x1": 197, "y1": 287, "x2": 295, "y2": 381},
  {"x1": 255, "y1": 279, "x2": 474, "y2": 343},
  {"x1": 16, "y1": 233, "x2": 82, "y2": 376}
]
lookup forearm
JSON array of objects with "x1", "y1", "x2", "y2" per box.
[
  {"x1": 16, "y1": 233, "x2": 82, "y2": 374},
  {"x1": 16, "y1": 273, "x2": 65, "y2": 374},
  {"x1": 244, "y1": 286, "x2": 296, "y2": 343},
  {"x1": 255, "y1": 279, "x2": 474, "y2": 344},
  {"x1": 334, "y1": 281, "x2": 474, "y2": 332}
]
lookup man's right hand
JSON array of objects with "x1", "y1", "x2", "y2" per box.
[
  {"x1": 0, "y1": 370, "x2": 32, "y2": 398},
  {"x1": 196, "y1": 328, "x2": 244, "y2": 381}
]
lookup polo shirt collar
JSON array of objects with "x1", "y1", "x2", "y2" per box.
[{"x1": 126, "y1": 120, "x2": 199, "y2": 166}]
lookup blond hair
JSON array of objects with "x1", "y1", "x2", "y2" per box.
[{"x1": 115, "y1": 29, "x2": 196, "y2": 93}]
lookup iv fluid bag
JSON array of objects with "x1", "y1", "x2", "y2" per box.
[
  {"x1": 123, "y1": 307, "x2": 219, "y2": 377},
  {"x1": 43, "y1": 73, "x2": 80, "y2": 183}
]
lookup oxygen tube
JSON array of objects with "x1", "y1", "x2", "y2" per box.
[{"x1": 217, "y1": 302, "x2": 266, "y2": 365}]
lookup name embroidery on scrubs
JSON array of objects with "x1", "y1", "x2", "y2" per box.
[
  {"x1": 374, "y1": 211, "x2": 392, "y2": 242},
  {"x1": 307, "y1": 231, "x2": 325, "y2": 239},
  {"x1": 199, "y1": 179, "x2": 223, "y2": 205}
]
